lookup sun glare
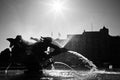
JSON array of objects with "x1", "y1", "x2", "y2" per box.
[
  {"x1": 52, "y1": 0, "x2": 64, "y2": 13},
  {"x1": 48, "y1": 0, "x2": 67, "y2": 15}
]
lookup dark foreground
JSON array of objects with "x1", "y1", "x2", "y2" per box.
[{"x1": 0, "y1": 70, "x2": 120, "y2": 80}]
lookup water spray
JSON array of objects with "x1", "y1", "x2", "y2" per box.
[
  {"x1": 52, "y1": 35, "x2": 73, "y2": 48},
  {"x1": 53, "y1": 61, "x2": 96, "y2": 79},
  {"x1": 68, "y1": 51, "x2": 97, "y2": 71},
  {"x1": 5, "y1": 63, "x2": 12, "y2": 75}
]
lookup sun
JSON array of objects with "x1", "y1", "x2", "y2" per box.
[
  {"x1": 51, "y1": 0, "x2": 64, "y2": 13},
  {"x1": 48, "y1": 0, "x2": 67, "y2": 15}
]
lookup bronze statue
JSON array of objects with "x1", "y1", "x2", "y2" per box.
[{"x1": 5, "y1": 35, "x2": 67, "y2": 74}]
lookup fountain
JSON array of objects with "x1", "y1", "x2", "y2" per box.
[
  {"x1": 2, "y1": 36, "x2": 120, "y2": 80},
  {"x1": 1, "y1": 35, "x2": 99, "y2": 80},
  {"x1": 43, "y1": 50, "x2": 98, "y2": 79},
  {"x1": 52, "y1": 50, "x2": 97, "y2": 71}
]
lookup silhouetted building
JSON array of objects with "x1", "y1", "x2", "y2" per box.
[{"x1": 65, "y1": 27, "x2": 120, "y2": 68}]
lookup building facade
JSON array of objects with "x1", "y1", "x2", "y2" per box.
[{"x1": 64, "y1": 27, "x2": 120, "y2": 68}]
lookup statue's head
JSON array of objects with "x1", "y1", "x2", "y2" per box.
[
  {"x1": 41, "y1": 37, "x2": 53, "y2": 43},
  {"x1": 15, "y1": 35, "x2": 22, "y2": 41}
]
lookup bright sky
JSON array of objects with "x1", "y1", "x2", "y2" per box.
[{"x1": 0, "y1": 0, "x2": 120, "y2": 51}]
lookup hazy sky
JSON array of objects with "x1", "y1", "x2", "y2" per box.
[{"x1": 0, "y1": 0, "x2": 120, "y2": 51}]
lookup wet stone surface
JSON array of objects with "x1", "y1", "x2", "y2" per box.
[{"x1": 0, "y1": 70, "x2": 120, "y2": 80}]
